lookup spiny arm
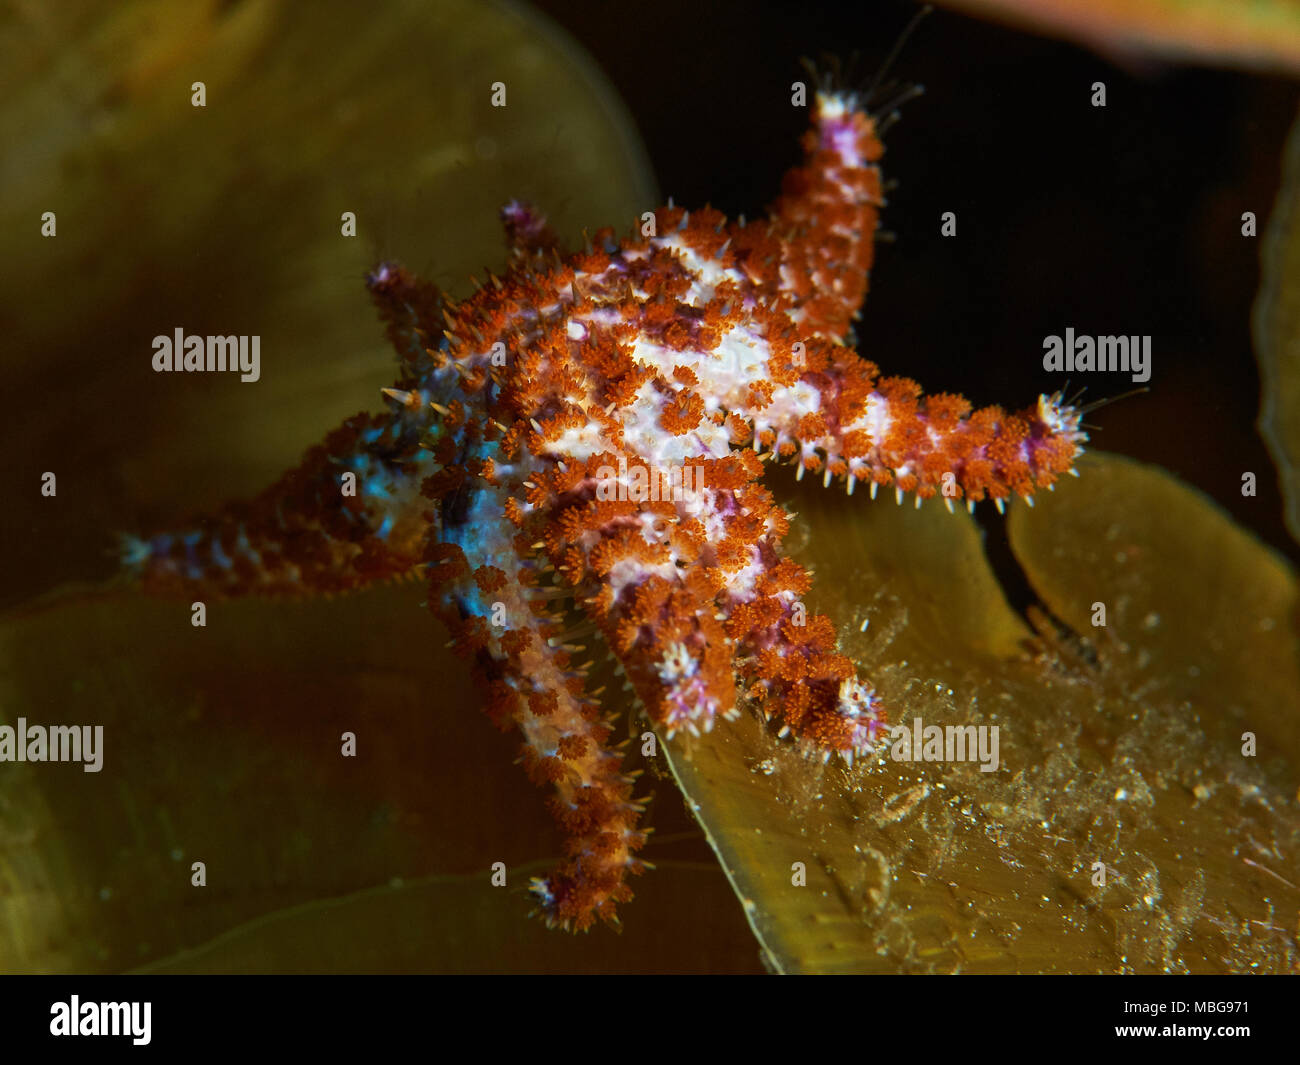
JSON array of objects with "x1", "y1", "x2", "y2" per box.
[
  {"x1": 121, "y1": 404, "x2": 436, "y2": 597},
  {"x1": 748, "y1": 339, "x2": 1087, "y2": 508},
  {"x1": 121, "y1": 267, "x2": 449, "y2": 598},
  {"x1": 770, "y1": 91, "x2": 886, "y2": 340},
  {"x1": 529, "y1": 449, "x2": 883, "y2": 760},
  {"x1": 423, "y1": 448, "x2": 647, "y2": 933}
]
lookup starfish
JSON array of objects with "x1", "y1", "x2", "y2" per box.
[{"x1": 123, "y1": 86, "x2": 1086, "y2": 931}]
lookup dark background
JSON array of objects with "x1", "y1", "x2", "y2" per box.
[{"x1": 537, "y1": 0, "x2": 1300, "y2": 570}]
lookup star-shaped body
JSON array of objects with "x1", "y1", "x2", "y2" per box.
[{"x1": 125, "y1": 90, "x2": 1085, "y2": 930}]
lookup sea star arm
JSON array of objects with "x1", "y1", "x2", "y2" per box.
[
  {"x1": 418, "y1": 395, "x2": 654, "y2": 931},
  {"x1": 526, "y1": 448, "x2": 882, "y2": 760},
  {"x1": 769, "y1": 91, "x2": 886, "y2": 341},
  {"x1": 424, "y1": 494, "x2": 648, "y2": 932},
  {"x1": 120, "y1": 402, "x2": 439, "y2": 597},
  {"x1": 120, "y1": 267, "x2": 453, "y2": 597},
  {"x1": 745, "y1": 341, "x2": 1089, "y2": 509}
]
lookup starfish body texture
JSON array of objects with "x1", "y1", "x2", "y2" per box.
[{"x1": 124, "y1": 91, "x2": 1086, "y2": 930}]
